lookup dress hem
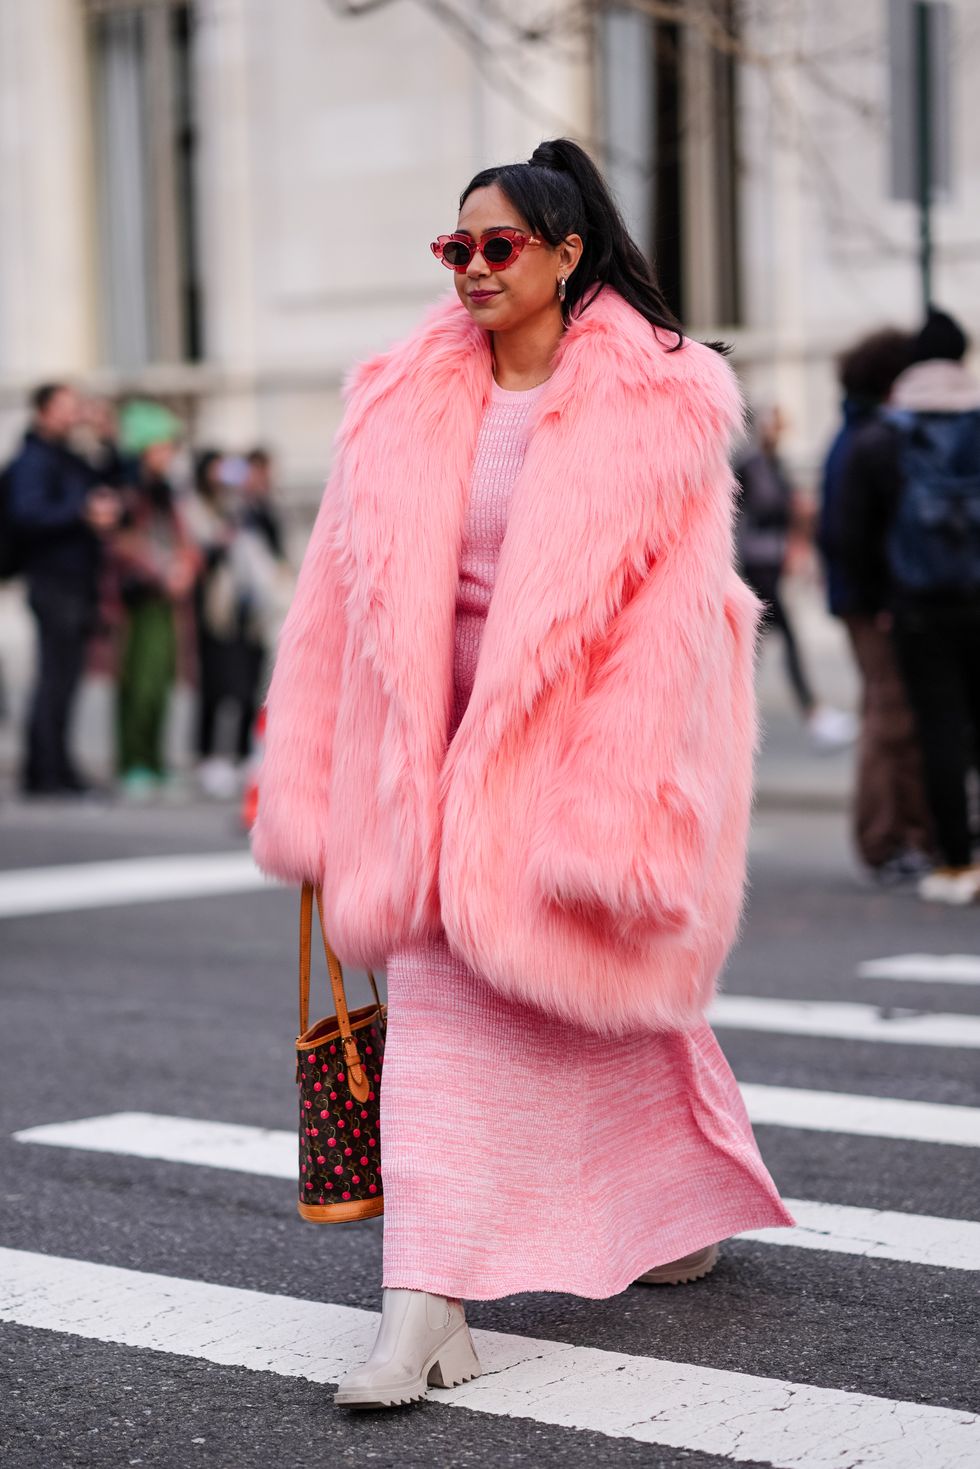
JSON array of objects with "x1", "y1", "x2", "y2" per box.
[{"x1": 380, "y1": 1199, "x2": 797, "y2": 1301}]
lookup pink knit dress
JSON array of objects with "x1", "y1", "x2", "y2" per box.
[{"x1": 380, "y1": 379, "x2": 795, "y2": 1300}]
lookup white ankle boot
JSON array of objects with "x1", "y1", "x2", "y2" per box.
[
  {"x1": 635, "y1": 1242, "x2": 720, "y2": 1285},
  {"x1": 334, "y1": 1288, "x2": 482, "y2": 1408}
]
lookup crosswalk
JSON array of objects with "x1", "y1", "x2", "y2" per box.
[
  {"x1": 1, "y1": 1247, "x2": 976, "y2": 1468},
  {"x1": 13, "y1": 1109, "x2": 980, "y2": 1272},
  {"x1": 2, "y1": 852, "x2": 979, "y2": 1466},
  {"x1": 710, "y1": 993, "x2": 980, "y2": 1047}
]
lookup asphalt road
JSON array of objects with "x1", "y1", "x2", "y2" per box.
[{"x1": 0, "y1": 795, "x2": 977, "y2": 1468}]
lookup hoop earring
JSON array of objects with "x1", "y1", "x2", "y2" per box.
[{"x1": 557, "y1": 276, "x2": 567, "y2": 303}]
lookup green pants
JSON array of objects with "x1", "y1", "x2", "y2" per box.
[{"x1": 117, "y1": 598, "x2": 176, "y2": 776}]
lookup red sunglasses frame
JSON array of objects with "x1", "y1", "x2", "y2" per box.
[{"x1": 430, "y1": 228, "x2": 543, "y2": 273}]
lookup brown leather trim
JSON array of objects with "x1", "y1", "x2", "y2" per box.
[
  {"x1": 297, "y1": 1196, "x2": 384, "y2": 1224},
  {"x1": 299, "y1": 886, "x2": 383, "y2": 1106},
  {"x1": 296, "y1": 1003, "x2": 385, "y2": 1050}
]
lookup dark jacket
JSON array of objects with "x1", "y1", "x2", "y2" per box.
[
  {"x1": 817, "y1": 396, "x2": 878, "y2": 617},
  {"x1": 8, "y1": 431, "x2": 100, "y2": 591},
  {"x1": 243, "y1": 501, "x2": 285, "y2": 561},
  {"x1": 733, "y1": 447, "x2": 793, "y2": 575},
  {"x1": 838, "y1": 359, "x2": 980, "y2": 617}
]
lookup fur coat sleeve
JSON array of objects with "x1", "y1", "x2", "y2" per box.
[{"x1": 250, "y1": 471, "x2": 348, "y2": 883}]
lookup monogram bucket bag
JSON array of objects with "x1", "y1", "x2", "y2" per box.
[{"x1": 295, "y1": 883, "x2": 386, "y2": 1222}]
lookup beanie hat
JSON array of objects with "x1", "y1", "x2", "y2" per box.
[
  {"x1": 910, "y1": 306, "x2": 969, "y2": 364},
  {"x1": 118, "y1": 399, "x2": 182, "y2": 455}
]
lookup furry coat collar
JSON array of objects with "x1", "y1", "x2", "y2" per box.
[{"x1": 252, "y1": 286, "x2": 761, "y2": 1034}]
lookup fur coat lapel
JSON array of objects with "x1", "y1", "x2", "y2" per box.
[
  {"x1": 333, "y1": 286, "x2": 745, "y2": 790},
  {"x1": 252, "y1": 283, "x2": 757, "y2": 1033}
]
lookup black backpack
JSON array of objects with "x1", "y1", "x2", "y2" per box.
[
  {"x1": 0, "y1": 462, "x2": 25, "y2": 581},
  {"x1": 884, "y1": 407, "x2": 980, "y2": 596}
]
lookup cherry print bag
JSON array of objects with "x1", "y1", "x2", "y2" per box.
[{"x1": 296, "y1": 883, "x2": 385, "y2": 1223}]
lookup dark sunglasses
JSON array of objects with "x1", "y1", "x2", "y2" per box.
[{"x1": 430, "y1": 228, "x2": 543, "y2": 272}]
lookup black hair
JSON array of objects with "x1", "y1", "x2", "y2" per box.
[
  {"x1": 837, "y1": 329, "x2": 914, "y2": 403},
  {"x1": 31, "y1": 382, "x2": 70, "y2": 415},
  {"x1": 911, "y1": 305, "x2": 969, "y2": 364},
  {"x1": 460, "y1": 137, "x2": 731, "y2": 356},
  {"x1": 194, "y1": 448, "x2": 224, "y2": 499},
  {"x1": 246, "y1": 446, "x2": 271, "y2": 467}
]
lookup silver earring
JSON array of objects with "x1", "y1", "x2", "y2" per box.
[{"x1": 557, "y1": 276, "x2": 567, "y2": 303}]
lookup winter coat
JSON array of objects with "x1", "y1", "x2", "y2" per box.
[
  {"x1": 7, "y1": 430, "x2": 100, "y2": 591},
  {"x1": 818, "y1": 397, "x2": 878, "y2": 617},
  {"x1": 251, "y1": 286, "x2": 761, "y2": 1035},
  {"x1": 839, "y1": 358, "x2": 980, "y2": 616},
  {"x1": 733, "y1": 446, "x2": 794, "y2": 574}
]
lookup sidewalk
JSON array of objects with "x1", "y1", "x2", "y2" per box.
[{"x1": 0, "y1": 574, "x2": 857, "y2": 811}]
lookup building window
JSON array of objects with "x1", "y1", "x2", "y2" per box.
[
  {"x1": 600, "y1": 4, "x2": 743, "y2": 330},
  {"x1": 86, "y1": 0, "x2": 201, "y2": 367}
]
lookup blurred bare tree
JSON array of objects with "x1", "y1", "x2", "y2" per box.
[{"x1": 323, "y1": 0, "x2": 896, "y2": 244}]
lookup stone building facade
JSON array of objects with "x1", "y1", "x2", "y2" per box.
[{"x1": 0, "y1": 0, "x2": 977, "y2": 507}]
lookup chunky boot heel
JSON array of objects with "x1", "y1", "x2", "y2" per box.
[
  {"x1": 427, "y1": 1323, "x2": 482, "y2": 1389},
  {"x1": 634, "y1": 1242, "x2": 720, "y2": 1286},
  {"x1": 334, "y1": 1288, "x2": 482, "y2": 1408}
]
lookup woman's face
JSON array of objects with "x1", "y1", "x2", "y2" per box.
[{"x1": 453, "y1": 183, "x2": 582, "y2": 334}]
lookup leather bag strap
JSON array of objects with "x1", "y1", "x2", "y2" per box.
[{"x1": 299, "y1": 883, "x2": 380, "y2": 1103}]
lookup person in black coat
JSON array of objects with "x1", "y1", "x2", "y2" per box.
[
  {"x1": 818, "y1": 328, "x2": 933, "y2": 883},
  {"x1": 840, "y1": 308, "x2": 980, "y2": 903},
  {"x1": 8, "y1": 383, "x2": 119, "y2": 794}
]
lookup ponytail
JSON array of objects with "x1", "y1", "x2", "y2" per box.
[{"x1": 460, "y1": 137, "x2": 731, "y2": 356}]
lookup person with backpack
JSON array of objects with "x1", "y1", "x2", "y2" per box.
[
  {"x1": 819, "y1": 329, "x2": 934, "y2": 885},
  {"x1": 6, "y1": 383, "x2": 119, "y2": 795},
  {"x1": 841, "y1": 307, "x2": 980, "y2": 904}
]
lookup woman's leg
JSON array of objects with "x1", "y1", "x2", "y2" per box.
[
  {"x1": 768, "y1": 581, "x2": 817, "y2": 715},
  {"x1": 196, "y1": 635, "x2": 221, "y2": 759},
  {"x1": 235, "y1": 641, "x2": 265, "y2": 761},
  {"x1": 143, "y1": 602, "x2": 177, "y2": 776},
  {"x1": 118, "y1": 601, "x2": 176, "y2": 776},
  {"x1": 895, "y1": 614, "x2": 972, "y2": 868},
  {"x1": 844, "y1": 614, "x2": 933, "y2": 866}
]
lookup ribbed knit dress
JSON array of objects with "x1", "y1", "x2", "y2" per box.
[{"x1": 380, "y1": 378, "x2": 796, "y2": 1300}]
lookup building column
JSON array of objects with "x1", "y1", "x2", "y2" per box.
[
  {"x1": 193, "y1": 0, "x2": 259, "y2": 444},
  {"x1": 737, "y1": 8, "x2": 809, "y2": 448},
  {"x1": 0, "y1": 0, "x2": 97, "y2": 398}
]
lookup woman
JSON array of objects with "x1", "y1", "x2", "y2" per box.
[
  {"x1": 187, "y1": 450, "x2": 260, "y2": 798},
  {"x1": 735, "y1": 404, "x2": 856, "y2": 753},
  {"x1": 252, "y1": 139, "x2": 795, "y2": 1408},
  {"x1": 113, "y1": 401, "x2": 197, "y2": 798}
]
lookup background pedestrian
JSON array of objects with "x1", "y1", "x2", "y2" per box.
[
  {"x1": 7, "y1": 383, "x2": 119, "y2": 795},
  {"x1": 735, "y1": 405, "x2": 856, "y2": 752},
  {"x1": 113, "y1": 401, "x2": 197, "y2": 799},
  {"x1": 819, "y1": 328, "x2": 935, "y2": 883},
  {"x1": 841, "y1": 306, "x2": 980, "y2": 904}
]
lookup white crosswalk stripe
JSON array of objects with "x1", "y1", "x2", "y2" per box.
[
  {"x1": 857, "y1": 954, "x2": 980, "y2": 987},
  {"x1": 740, "y1": 1199, "x2": 980, "y2": 1270},
  {"x1": 14, "y1": 1111, "x2": 980, "y2": 1272},
  {"x1": 739, "y1": 1083, "x2": 980, "y2": 1147},
  {"x1": 710, "y1": 993, "x2": 980, "y2": 1047},
  {"x1": 0, "y1": 853, "x2": 272, "y2": 918},
  {"x1": 0, "y1": 1248, "x2": 976, "y2": 1468}
]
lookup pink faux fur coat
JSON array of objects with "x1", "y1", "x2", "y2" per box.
[{"x1": 252, "y1": 286, "x2": 762, "y2": 1035}]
